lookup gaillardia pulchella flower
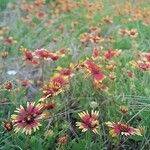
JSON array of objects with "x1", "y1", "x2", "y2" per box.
[
  {"x1": 2, "y1": 120, "x2": 13, "y2": 132},
  {"x1": 106, "y1": 122, "x2": 142, "y2": 137},
  {"x1": 76, "y1": 110, "x2": 99, "y2": 134},
  {"x1": 11, "y1": 102, "x2": 45, "y2": 135}
]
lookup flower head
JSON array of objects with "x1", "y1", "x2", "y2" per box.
[
  {"x1": 119, "y1": 106, "x2": 129, "y2": 114},
  {"x1": 20, "y1": 80, "x2": 32, "y2": 87},
  {"x1": 84, "y1": 60, "x2": 105, "y2": 83},
  {"x1": 34, "y1": 49, "x2": 60, "y2": 61},
  {"x1": 34, "y1": 49, "x2": 51, "y2": 59},
  {"x1": 0, "y1": 37, "x2": 17, "y2": 44},
  {"x1": 3, "y1": 81, "x2": 13, "y2": 90},
  {"x1": 58, "y1": 134, "x2": 69, "y2": 145},
  {"x1": 76, "y1": 110, "x2": 99, "y2": 134},
  {"x1": 103, "y1": 16, "x2": 113, "y2": 24},
  {"x1": 11, "y1": 102, "x2": 45, "y2": 135},
  {"x1": 106, "y1": 122, "x2": 142, "y2": 137},
  {"x1": 92, "y1": 48, "x2": 101, "y2": 60},
  {"x1": 128, "y1": 29, "x2": 138, "y2": 38},
  {"x1": 0, "y1": 51, "x2": 9, "y2": 59},
  {"x1": 104, "y1": 49, "x2": 121, "y2": 60},
  {"x1": 2, "y1": 120, "x2": 13, "y2": 132},
  {"x1": 42, "y1": 74, "x2": 69, "y2": 99}
]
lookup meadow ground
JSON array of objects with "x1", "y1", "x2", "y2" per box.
[{"x1": 0, "y1": 0, "x2": 150, "y2": 149}]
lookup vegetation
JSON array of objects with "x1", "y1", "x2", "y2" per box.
[{"x1": 0, "y1": 0, "x2": 150, "y2": 149}]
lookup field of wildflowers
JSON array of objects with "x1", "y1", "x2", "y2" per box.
[{"x1": 0, "y1": 0, "x2": 150, "y2": 149}]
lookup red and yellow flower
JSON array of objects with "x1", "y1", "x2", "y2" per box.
[
  {"x1": 0, "y1": 37, "x2": 17, "y2": 44},
  {"x1": 92, "y1": 48, "x2": 101, "y2": 60},
  {"x1": 76, "y1": 110, "x2": 99, "y2": 134},
  {"x1": 128, "y1": 29, "x2": 138, "y2": 38},
  {"x1": 42, "y1": 74, "x2": 69, "y2": 99},
  {"x1": 84, "y1": 59, "x2": 105, "y2": 83},
  {"x1": 2, "y1": 120, "x2": 13, "y2": 132},
  {"x1": 104, "y1": 49, "x2": 121, "y2": 60},
  {"x1": 106, "y1": 122, "x2": 142, "y2": 137},
  {"x1": 11, "y1": 102, "x2": 45, "y2": 135}
]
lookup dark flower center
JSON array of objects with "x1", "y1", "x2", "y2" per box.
[
  {"x1": 130, "y1": 31, "x2": 136, "y2": 35},
  {"x1": 25, "y1": 114, "x2": 34, "y2": 124},
  {"x1": 119, "y1": 124, "x2": 129, "y2": 132},
  {"x1": 4, "y1": 122, "x2": 13, "y2": 131}
]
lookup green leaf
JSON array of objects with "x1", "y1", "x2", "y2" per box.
[{"x1": 30, "y1": 136, "x2": 43, "y2": 150}]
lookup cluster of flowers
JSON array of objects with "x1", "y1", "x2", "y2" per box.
[
  {"x1": 2, "y1": 45, "x2": 142, "y2": 138},
  {"x1": 52, "y1": 0, "x2": 79, "y2": 15},
  {"x1": 114, "y1": 2, "x2": 150, "y2": 25},
  {"x1": 131, "y1": 52, "x2": 150, "y2": 71},
  {"x1": 82, "y1": 0, "x2": 103, "y2": 17},
  {"x1": 42, "y1": 67, "x2": 73, "y2": 99},
  {"x1": 3, "y1": 106, "x2": 143, "y2": 138},
  {"x1": 20, "y1": 0, "x2": 46, "y2": 25},
  {"x1": 21, "y1": 48, "x2": 66, "y2": 65},
  {"x1": 0, "y1": 26, "x2": 17, "y2": 45},
  {"x1": 76, "y1": 109, "x2": 142, "y2": 137},
  {"x1": 2, "y1": 63, "x2": 74, "y2": 135},
  {"x1": 118, "y1": 28, "x2": 138, "y2": 38},
  {"x1": 80, "y1": 27, "x2": 103, "y2": 44}
]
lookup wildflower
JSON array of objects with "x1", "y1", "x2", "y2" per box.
[
  {"x1": 20, "y1": 2, "x2": 33, "y2": 13},
  {"x1": 104, "y1": 49, "x2": 121, "y2": 60},
  {"x1": 106, "y1": 122, "x2": 142, "y2": 137},
  {"x1": 0, "y1": 37, "x2": 17, "y2": 44},
  {"x1": 80, "y1": 33, "x2": 91, "y2": 44},
  {"x1": 48, "y1": 52, "x2": 60, "y2": 61},
  {"x1": 57, "y1": 67, "x2": 73, "y2": 77},
  {"x1": 131, "y1": 60, "x2": 150, "y2": 71},
  {"x1": 20, "y1": 47, "x2": 39, "y2": 65},
  {"x1": 34, "y1": 0, "x2": 45, "y2": 6},
  {"x1": 70, "y1": 62, "x2": 85, "y2": 71},
  {"x1": 34, "y1": 49, "x2": 60, "y2": 61},
  {"x1": 127, "y1": 70, "x2": 134, "y2": 78},
  {"x1": 35, "y1": 11, "x2": 46, "y2": 20},
  {"x1": 20, "y1": 80, "x2": 32, "y2": 87},
  {"x1": 3, "y1": 81, "x2": 13, "y2": 90},
  {"x1": 2, "y1": 120, "x2": 13, "y2": 132},
  {"x1": 109, "y1": 74, "x2": 116, "y2": 81},
  {"x1": 128, "y1": 29, "x2": 138, "y2": 38},
  {"x1": 11, "y1": 102, "x2": 45, "y2": 135},
  {"x1": 0, "y1": 26, "x2": 10, "y2": 35},
  {"x1": 118, "y1": 29, "x2": 129, "y2": 36},
  {"x1": 42, "y1": 74, "x2": 69, "y2": 99},
  {"x1": 84, "y1": 60, "x2": 105, "y2": 83},
  {"x1": 0, "y1": 51, "x2": 8, "y2": 59},
  {"x1": 24, "y1": 51, "x2": 34, "y2": 62},
  {"x1": 103, "y1": 16, "x2": 113, "y2": 24},
  {"x1": 58, "y1": 134, "x2": 69, "y2": 145},
  {"x1": 80, "y1": 31, "x2": 102, "y2": 44},
  {"x1": 94, "y1": 83, "x2": 108, "y2": 91},
  {"x1": 89, "y1": 35, "x2": 101, "y2": 44},
  {"x1": 106, "y1": 63, "x2": 117, "y2": 71},
  {"x1": 34, "y1": 49, "x2": 51, "y2": 59},
  {"x1": 92, "y1": 48, "x2": 101, "y2": 60},
  {"x1": 51, "y1": 74, "x2": 68, "y2": 91},
  {"x1": 144, "y1": 53, "x2": 150, "y2": 62},
  {"x1": 119, "y1": 106, "x2": 128, "y2": 114},
  {"x1": 43, "y1": 86, "x2": 55, "y2": 98},
  {"x1": 57, "y1": 48, "x2": 67, "y2": 55},
  {"x1": 43, "y1": 100, "x2": 56, "y2": 110},
  {"x1": 76, "y1": 110, "x2": 99, "y2": 133}
]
